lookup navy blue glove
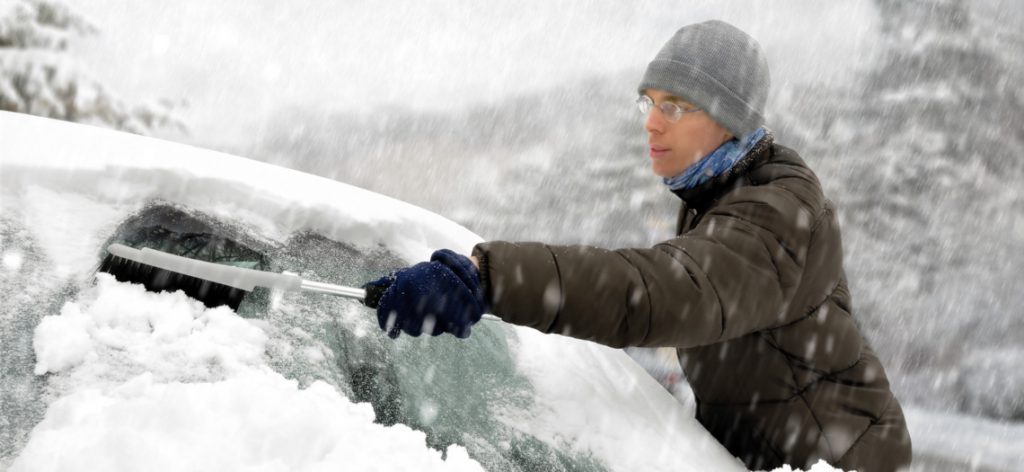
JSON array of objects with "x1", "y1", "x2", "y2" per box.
[{"x1": 362, "y1": 249, "x2": 487, "y2": 339}]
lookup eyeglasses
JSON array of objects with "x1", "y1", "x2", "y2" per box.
[{"x1": 635, "y1": 95, "x2": 701, "y2": 122}]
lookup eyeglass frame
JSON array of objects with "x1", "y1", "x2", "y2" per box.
[{"x1": 635, "y1": 95, "x2": 702, "y2": 122}]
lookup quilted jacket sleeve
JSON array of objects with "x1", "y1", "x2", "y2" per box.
[{"x1": 472, "y1": 184, "x2": 818, "y2": 348}]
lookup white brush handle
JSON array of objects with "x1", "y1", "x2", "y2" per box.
[
  {"x1": 299, "y1": 279, "x2": 366, "y2": 299},
  {"x1": 106, "y1": 244, "x2": 500, "y2": 321},
  {"x1": 108, "y1": 243, "x2": 306, "y2": 293}
]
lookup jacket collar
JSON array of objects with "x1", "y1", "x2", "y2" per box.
[{"x1": 670, "y1": 129, "x2": 775, "y2": 207}]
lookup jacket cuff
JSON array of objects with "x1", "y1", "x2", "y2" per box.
[
  {"x1": 472, "y1": 241, "x2": 561, "y2": 331},
  {"x1": 471, "y1": 244, "x2": 492, "y2": 312}
]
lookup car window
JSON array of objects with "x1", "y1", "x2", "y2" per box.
[{"x1": 93, "y1": 203, "x2": 611, "y2": 471}]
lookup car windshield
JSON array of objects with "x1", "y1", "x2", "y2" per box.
[{"x1": 2, "y1": 202, "x2": 608, "y2": 471}]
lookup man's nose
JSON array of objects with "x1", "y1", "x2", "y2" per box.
[{"x1": 644, "y1": 108, "x2": 665, "y2": 134}]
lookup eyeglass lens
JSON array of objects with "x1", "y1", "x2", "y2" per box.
[{"x1": 636, "y1": 95, "x2": 697, "y2": 122}]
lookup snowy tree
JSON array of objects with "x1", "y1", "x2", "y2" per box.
[{"x1": 0, "y1": 0, "x2": 184, "y2": 134}]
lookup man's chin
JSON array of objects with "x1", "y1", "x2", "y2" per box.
[{"x1": 651, "y1": 164, "x2": 680, "y2": 179}]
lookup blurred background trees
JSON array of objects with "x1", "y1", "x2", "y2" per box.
[{"x1": 0, "y1": 0, "x2": 183, "y2": 133}]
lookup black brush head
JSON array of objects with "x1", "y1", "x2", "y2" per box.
[{"x1": 98, "y1": 254, "x2": 249, "y2": 311}]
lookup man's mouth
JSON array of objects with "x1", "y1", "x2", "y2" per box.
[{"x1": 650, "y1": 146, "x2": 670, "y2": 158}]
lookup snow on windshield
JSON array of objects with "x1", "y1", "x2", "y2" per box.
[{"x1": 16, "y1": 273, "x2": 483, "y2": 471}]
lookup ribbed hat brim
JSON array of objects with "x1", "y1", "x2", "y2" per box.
[{"x1": 638, "y1": 59, "x2": 765, "y2": 137}]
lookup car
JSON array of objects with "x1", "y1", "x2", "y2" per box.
[{"x1": 0, "y1": 111, "x2": 747, "y2": 472}]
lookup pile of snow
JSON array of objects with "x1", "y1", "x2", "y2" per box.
[
  {"x1": 0, "y1": 111, "x2": 482, "y2": 266},
  {"x1": 14, "y1": 274, "x2": 482, "y2": 472}
]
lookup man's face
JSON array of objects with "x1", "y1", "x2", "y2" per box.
[{"x1": 642, "y1": 89, "x2": 733, "y2": 178}]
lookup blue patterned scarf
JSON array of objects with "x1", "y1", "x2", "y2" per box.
[{"x1": 663, "y1": 127, "x2": 767, "y2": 191}]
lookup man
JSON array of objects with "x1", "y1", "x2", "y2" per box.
[{"x1": 365, "y1": 20, "x2": 912, "y2": 471}]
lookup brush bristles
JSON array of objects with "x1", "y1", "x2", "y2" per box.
[{"x1": 98, "y1": 254, "x2": 249, "y2": 311}]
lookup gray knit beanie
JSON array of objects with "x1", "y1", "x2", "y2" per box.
[{"x1": 638, "y1": 20, "x2": 770, "y2": 137}]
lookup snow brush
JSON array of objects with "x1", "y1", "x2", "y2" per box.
[{"x1": 98, "y1": 243, "x2": 499, "y2": 322}]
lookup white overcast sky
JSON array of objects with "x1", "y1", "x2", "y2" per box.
[{"x1": 74, "y1": 0, "x2": 881, "y2": 146}]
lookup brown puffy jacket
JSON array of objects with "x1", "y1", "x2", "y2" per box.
[{"x1": 472, "y1": 132, "x2": 912, "y2": 471}]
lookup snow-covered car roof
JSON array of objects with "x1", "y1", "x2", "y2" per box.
[{"x1": 0, "y1": 111, "x2": 745, "y2": 471}]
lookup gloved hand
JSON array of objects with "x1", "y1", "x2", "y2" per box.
[{"x1": 362, "y1": 249, "x2": 487, "y2": 339}]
